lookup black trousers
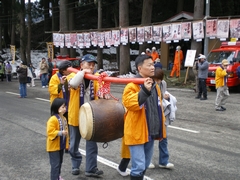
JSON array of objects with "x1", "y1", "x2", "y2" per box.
[
  {"x1": 0, "y1": 73, "x2": 4, "y2": 81},
  {"x1": 198, "y1": 78, "x2": 207, "y2": 98}
]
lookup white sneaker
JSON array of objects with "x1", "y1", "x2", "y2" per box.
[
  {"x1": 32, "y1": 85, "x2": 36, "y2": 87},
  {"x1": 42, "y1": 86, "x2": 45, "y2": 88},
  {"x1": 117, "y1": 167, "x2": 129, "y2": 176},
  {"x1": 148, "y1": 162, "x2": 155, "y2": 169},
  {"x1": 45, "y1": 85, "x2": 48, "y2": 87},
  {"x1": 159, "y1": 163, "x2": 174, "y2": 169}
]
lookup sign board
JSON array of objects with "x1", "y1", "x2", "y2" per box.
[
  {"x1": 10, "y1": 45, "x2": 15, "y2": 64},
  {"x1": 184, "y1": 50, "x2": 196, "y2": 67}
]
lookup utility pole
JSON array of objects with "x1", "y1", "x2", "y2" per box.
[{"x1": 204, "y1": 0, "x2": 210, "y2": 56}]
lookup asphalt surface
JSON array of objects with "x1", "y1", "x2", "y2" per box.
[{"x1": 0, "y1": 79, "x2": 240, "y2": 180}]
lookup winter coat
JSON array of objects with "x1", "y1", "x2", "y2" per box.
[
  {"x1": 46, "y1": 115, "x2": 69, "y2": 152},
  {"x1": 48, "y1": 72, "x2": 74, "y2": 104},
  {"x1": 173, "y1": 50, "x2": 184, "y2": 65},
  {"x1": 151, "y1": 51, "x2": 159, "y2": 61},
  {"x1": 27, "y1": 67, "x2": 33, "y2": 78},
  {"x1": 198, "y1": 60, "x2": 209, "y2": 79},
  {"x1": 162, "y1": 91, "x2": 177, "y2": 125},
  {"x1": 0, "y1": 63, "x2": 5, "y2": 74},
  {"x1": 192, "y1": 61, "x2": 198, "y2": 76},
  {"x1": 5, "y1": 64, "x2": 12, "y2": 74},
  {"x1": 154, "y1": 62, "x2": 163, "y2": 69},
  {"x1": 215, "y1": 65, "x2": 228, "y2": 88},
  {"x1": 67, "y1": 72, "x2": 99, "y2": 127},
  {"x1": 16, "y1": 65, "x2": 28, "y2": 83},
  {"x1": 39, "y1": 61, "x2": 49, "y2": 74},
  {"x1": 122, "y1": 80, "x2": 166, "y2": 146}
]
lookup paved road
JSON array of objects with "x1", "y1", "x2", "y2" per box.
[{"x1": 0, "y1": 79, "x2": 240, "y2": 180}]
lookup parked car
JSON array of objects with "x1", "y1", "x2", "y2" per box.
[{"x1": 206, "y1": 41, "x2": 240, "y2": 91}]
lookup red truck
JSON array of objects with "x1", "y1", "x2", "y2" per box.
[
  {"x1": 206, "y1": 41, "x2": 240, "y2": 90},
  {"x1": 51, "y1": 55, "x2": 81, "y2": 75}
]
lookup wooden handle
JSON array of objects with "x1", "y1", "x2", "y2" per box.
[{"x1": 67, "y1": 67, "x2": 145, "y2": 84}]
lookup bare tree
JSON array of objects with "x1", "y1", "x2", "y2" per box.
[
  {"x1": 10, "y1": 0, "x2": 16, "y2": 46},
  {"x1": 139, "y1": 0, "x2": 153, "y2": 54},
  {"x1": 19, "y1": 0, "x2": 27, "y2": 63},
  {"x1": 52, "y1": 0, "x2": 59, "y2": 31},
  {"x1": 69, "y1": 0, "x2": 77, "y2": 58},
  {"x1": 119, "y1": 0, "x2": 130, "y2": 74},
  {"x1": 43, "y1": 0, "x2": 51, "y2": 42},
  {"x1": 26, "y1": 0, "x2": 32, "y2": 65},
  {"x1": 191, "y1": 0, "x2": 204, "y2": 55},
  {"x1": 51, "y1": 0, "x2": 60, "y2": 56},
  {"x1": 189, "y1": 0, "x2": 204, "y2": 79},
  {"x1": 177, "y1": 0, "x2": 184, "y2": 13},
  {"x1": 0, "y1": 7, "x2": 2, "y2": 51},
  {"x1": 97, "y1": 0, "x2": 103, "y2": 69}
]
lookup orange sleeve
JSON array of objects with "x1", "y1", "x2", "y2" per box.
[{"x1": 180, "y1": 51, "x2": 184, "y2": 62}]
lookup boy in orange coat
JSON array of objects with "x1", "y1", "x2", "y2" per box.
[{"x1": 170, "y1": 46, "x2": 184, "y2": 78}]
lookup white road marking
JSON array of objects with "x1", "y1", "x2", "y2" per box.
[
  {"x1": 35, "y1": 98, "x2": 50, "y2": 102},
  {"x1": 5, "y1": 91, "x2": 196, "y2": 179},
  {"x1": 6, "y1": 91, "x2": 19, "y2": 96},
  {"x1": 79, "y1": 148, "x2": 154, "y2": 180},
  {"x1": 169, "y1": 125, "x2": 200, "y2": 133}
]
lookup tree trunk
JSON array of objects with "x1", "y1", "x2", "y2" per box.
[
  {"x1": 19, "y1": 0, "x2": 27, "y2": 63},
  {"x1": 0, "y1": 22, "x2": 2, "y2": 51},
  {"x1": 59, "y1": 0, "x2": 69, "y2": 56},
  {"x1": 27, "y1": 0, "x2": 32, "y2": 65},
  {"x1": 52, "y1": 0, "x2": 60, "y2": 56},
  {"x1": 52, "y1": 0, "x2": 59, "y2": 31},
  {"x1": 97, "y1": 0, "x2": 103, "y2": 69},
  {"x1": 119, "y1": 0, "x2": 130, "y2": 75},
  {"x1": 69, "y1": 0, "x2": 76, "y2": 58},
  {"x1": 113, "y1": 3, "x2": 119, "y2": 69},
  {"x1": 139, "y1": 0, "x2": 153, "y2": 54},
  {"x1": 189, "y1": 0, "x2": 204, "y2": 80},
  {"x1": 11, "y1": 0, "x2": 16, "y2": 46},
  {"x1": 0, "y1": 5, "x2": 2, "y2": 52},
  {"x1": 43, "y1": 0, "x2": 51, "y2": 42},
  {"x1": 2, "y1": 0, "x2": 10, "y2": 46},
  {"x1": 177, "y1": 0, "x2": 184, "y2": 13}
]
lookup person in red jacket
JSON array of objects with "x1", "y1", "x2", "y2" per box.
[{"x1": 169, "y1": 46, "x2": 184, "y2": 78}]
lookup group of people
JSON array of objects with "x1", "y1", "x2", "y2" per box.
[
  {"x1": 15, "y1": 57, "x2": 53, "y2": 98},
  {"x1": 0, "y1": 61, "x2": 13, "y2": 82},
  {"x1": 193, "y1": 54, "x2": 229, "y2": 111},
  {"x1": 142, "y1": 47, "x2": 163, "y2": 69},
  {"x1": 46, "y1": 53, "x2": 177, "y2": 180},
  {"x1": 47, "y1": 54, "x2": 104, "y2": 180},
  {"x1": 168, "y1": 46, "x2": 229, "y2": 111}
]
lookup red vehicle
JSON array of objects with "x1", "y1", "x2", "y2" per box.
[
  {"x1": 206, "y1": 41, "x2": 240, "y2": 90},
  {"x1": 51, "y1": 55, "x2": 81, "y2": 75}
]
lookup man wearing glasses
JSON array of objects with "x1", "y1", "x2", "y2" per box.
[{"x1": 215, "y1": 59, "x2": 230, "y2": 111}]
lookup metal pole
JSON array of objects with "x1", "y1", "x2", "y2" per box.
[{"x1": 204, "y1": 0, "x2": 210, "y2": 56}]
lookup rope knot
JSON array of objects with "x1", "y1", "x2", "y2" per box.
[{"x1": 97, "y1": 72, "x2": 118, "y2": 101}]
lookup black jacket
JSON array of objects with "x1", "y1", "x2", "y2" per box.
[{"x1": 16, "y1": 66, "x2": 28, "y2": 83}]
